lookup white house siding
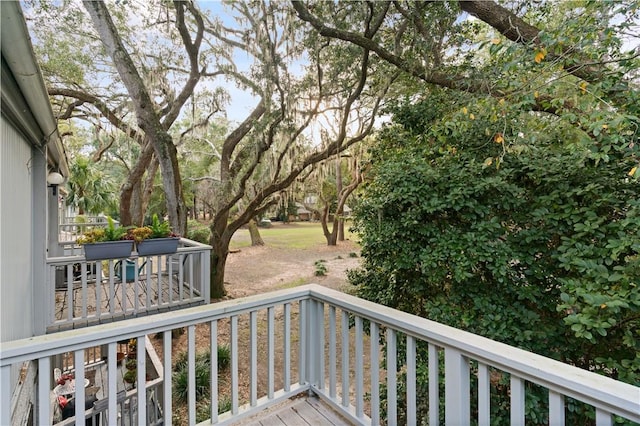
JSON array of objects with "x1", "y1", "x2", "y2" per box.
[{"x1": 0, "y1": 115, "x2": 35, "y2": 344}]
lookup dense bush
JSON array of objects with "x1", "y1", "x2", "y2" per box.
[
  {"x1": 349, "y1": 97, "x2": 639, "y2": 423},
  {"x1": 186, "y1": 219, "x2": 211, "y2": 244}
]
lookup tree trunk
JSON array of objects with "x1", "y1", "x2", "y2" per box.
[
  {"x1": 319, "y1": 203, "x2": 338, "y2": 246},
  {"x1": 327, "y1": 230, "x2": 338, "y2": 246},
  {"x1": 333, "y1": 166, "x2": 362, "y2": 245},
  {"x1": 84, "y1": 1, "x2": 187, "y2": 235},
  {"x1": 155, "y1": 134, "x2": 187, "y2": 234},
  {"x1": 248, "y1": 219, "x2": 265, "y2": 246},
  {"x1": 336, "y1": 158, "x2": 345, "y2": 242},
  {"x1": 138, "y1": 157, "x2": 159, "y2": 224},
  {"x1": 130, "y1": 183, "x2": 143, "y2": 225},
  {"x1": 209, "y1": 210, "x2": 231, "y2": 298},
  {"x1": 211, "y1": 243, "x2": 228, "y2": 299},
  {"x1": 119, "y1": 141, "x2": 154, "y2": 226}
]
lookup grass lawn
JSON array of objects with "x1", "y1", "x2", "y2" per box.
[{"x1": 229, "y1": 221, "x2": 356, "y2": 250}]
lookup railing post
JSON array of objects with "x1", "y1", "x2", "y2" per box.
[
  {"x1": 406, "y1": 335, "x2": 416, "y2": 426},
  {"x1": 46, "y1": 264, "x2": 55, "y2": 332},
  {"x1": 306, "y1": 299, "x2": 318, "y2": 388},
  {"x1": 355, "y1": 317, "x2": 364, "y2": 419},
  {"x1": 329, "y1": 306, "x2": 337, "y2": 399},
  {"x1": 317, "y1": 301, "x2": 325, "y2": 392},
  {"x1": 1, "y1": 364, "x2": 11, "y2": 425},
  {"x1": 231, "y1": 315, "x2": 239, "y2": 414},
  {"x1": 511, "y1": 375, "x2": 525, "y2": 425},
  {"x1": 370, "y1": 322, "x2": 380, "y2": 425},
  {"x1": 549, "y1": 390, "x2": 565, "y2": 425},
  {"x1": 387, "y1": 328, "x2": 397, "y2": 425},
  {"x1": 187, "y1": 327, "x2": 196, "y2": 423},
  {"x1": 250, "y1": 310, "x2": 258, "y2": 406},
  {"x1": 107, "y1": 343, "x2": 118, "y2": 426},
  {"x1": 299, "y1": 300, "x2": 307, "y2": 385},
  {"x1": 284, "y1": 303, "x2": 291, "y2": 392},
  {"x1": 596, "y1": 409, "x2": 613, "y2": 426},
  {"x1": 342, "y1": 310, "x2": 351, "y2": 408},
  {"x1": 478, "y1": 363, "x2": 490, "y2": 426},
  {"x1": 38, "y1": 357, "x2": 51, "y2": 425},
  {"x1": 445, "y1": 347, "x2": 470, "y2": 425},
  {"x1": 209, "y1": 323, "x2": 217, "y2": 423},
  {"x1": 428, "y1": 344, "x2": 440, "y2": 426},
  {"x1": 202, "y1": 250, "x2": 210, "y2": 303},
  {"x1": 267, "y1": 307, "x2": 275, "y2": 398}
]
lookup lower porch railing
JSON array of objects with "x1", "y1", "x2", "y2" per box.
[
  {"x1": 1, "y1": 285, "x2": 638, "y2": 425},
  {"x1": 45, "y1": 238, "x2": 211, "y2": 332}
]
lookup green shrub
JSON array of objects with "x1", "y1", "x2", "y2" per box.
[
  {"x1": 187, "y1": 220, "x2": 210, "y2": 244},
  {"x1": 314, "y1": 260, "x2": 327, "y2": 276},
  {"x1": 216, "y1": 344, "x2": 231, "y2": 370},
  {"x1": 350, "y1": 96, "x2": 640, "y2": 424},
  {"x1": 172, "y1": 346, "x2": 231, "y2": 403},
  {"x1": 174, "y1": 345, "x2": 230, "y2": 371},
  {"x1": 195, "y1": 397, "x2": 233, "y2": 422},
  {"x1": 172, "y1": 357, "x2": 210, "y2": 404}
]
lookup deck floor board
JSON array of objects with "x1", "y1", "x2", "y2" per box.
[
  {"x1": 50, "y1": 272, "x2": 204, "y2": 333},
  {"x1": 241, "y1": 397, "x2": 354, "y2": 426}
]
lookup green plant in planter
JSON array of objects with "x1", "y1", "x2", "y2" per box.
[
  {"x1": 123, "y1": 369, "x2": 136, "y2": 385},
  {"x1": 127, "y1": 214, "x2": 178, "y2": 243},
  {"x1": 127, "y1": 226, "x2": 152, "y2": 243},
  {"x1": 125, "y1": 359, "x2": 137, "y2": 371},
  {"x1": 77, "y1": 216, "x2": 127, "y2": 244},
  {"x1": 149, "y1": 214, "x2": 172, "y2": 238},
  {"x1": 130, "y1": 214, "x2": 181, "y2": 256}
]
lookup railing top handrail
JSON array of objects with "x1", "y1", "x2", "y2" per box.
[
  {"x1": 0, "y1": 286, "x2": 312, "y2": 364},
  {"x1": 176, "y1": 237, "x2": 212, "y2": 250},
  {"x1": 305, "y1": 285, "x2": 640, "y2": 422},
  {"x1": 60, "y1": 216, "x2": 111, "y2": 224}
]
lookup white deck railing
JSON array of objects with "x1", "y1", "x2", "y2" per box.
[
  {"x1": 2, "y1": 285, "x2": 638, "y2": 425},
  {"x1": 57, "y1": 216, "x2": 113, "y2": 244},
  {"x1": 46, "y1": 238, "x2": 211, "y2": 332}
]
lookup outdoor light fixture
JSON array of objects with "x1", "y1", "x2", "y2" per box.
[{"x1": 47, "y1": 171, "x2": 64, "y2": 195}]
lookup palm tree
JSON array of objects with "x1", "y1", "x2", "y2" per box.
[{"x1": 65, "y1": 157, "x2": 115, "y2": 215}]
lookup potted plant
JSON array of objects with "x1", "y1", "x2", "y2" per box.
[
  {"x1": 123, "y1": 369, "x2": 136, "y2": 387},
  {"x1": 130, "y1": 214, "x2": 180, "y2": 256},
  {"x1": 77, "y1": 217, "x2": 133, "y2": 260},
  {"x1": 126, "y1": 338, "x2": 137, "y2": 359}
]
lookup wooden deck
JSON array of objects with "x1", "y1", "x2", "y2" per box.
[
  {"x1": 240, "y1": 396, "x2": 354, "y2": 426},
  {"x1": 50, "y1": 272, "x2": 204, "y2": 333}
]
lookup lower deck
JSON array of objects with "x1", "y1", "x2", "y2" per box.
[
  {"x1": 54, "y1": 341, "x2": 163, "y2": 425},
  {"x1": 50, "y1": 267, "x2": 205, "y2": 333}
]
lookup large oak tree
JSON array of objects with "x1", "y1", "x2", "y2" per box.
[{"x1": 27, "y1": 0, "x2": 393, "y2": 297}]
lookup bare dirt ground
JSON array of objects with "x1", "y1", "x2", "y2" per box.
[
  {"x1": 164, "y1": 228, "x2": 363, "y2": 423},
  {"x1": 223, "y1": 239, "x2": 362, "y2": 298}
]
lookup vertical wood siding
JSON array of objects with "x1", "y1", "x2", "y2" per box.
[{"x1": 1, "y1": 115, "x2": 35, "y2": 344}]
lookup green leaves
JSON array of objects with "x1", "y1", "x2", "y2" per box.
[{"x1": 351, "y1": 93, "x2": 640, "y2": 415}]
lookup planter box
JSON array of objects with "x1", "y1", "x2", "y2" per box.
[
  {"x1": 83, "y1": 240, "x2": 133, "y2": 261},
  {"x1": 137, "y1": 237, "x2": 180, "y2": 256}
]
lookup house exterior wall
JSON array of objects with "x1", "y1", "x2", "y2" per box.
[
  {"x1": 1, "y1": 4, "x2": 67, "y2": 419},
  {"x1": 0, "y1": 115, "x2": 35, "y2": 344},
  {"x1": 0, "y1": 115, "x2": 39, "y2": 422}
]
